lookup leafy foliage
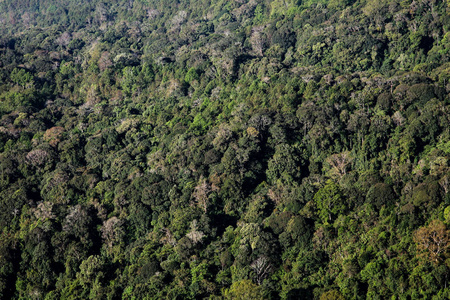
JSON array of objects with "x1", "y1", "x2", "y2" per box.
[{"x1": 0, "y1": 0, "x2": 450, "y2": 298}]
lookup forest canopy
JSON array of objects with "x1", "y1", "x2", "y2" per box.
[{"x1": 0, "y1": 0, "x2": 450, "y2": 299}]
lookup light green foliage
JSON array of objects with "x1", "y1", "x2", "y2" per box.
[
  {"x1": 314, "y1": 180, "x2": 345, "y2": 224},
  {"x1": 185, "y1": 67, "x2": 200, "y2": 83},
  {"x1": 10, "y1": 68, "x2": 33, "y2": 87},
  {"x1": 121, "y1": 66, "x2": 139, "y2": 96},
  {"x1": 223, "y1": 279, "x2": 264, "y2": 300},
  {"x1": 320, "y1": 289, "x2": 345, "y2": 300}
]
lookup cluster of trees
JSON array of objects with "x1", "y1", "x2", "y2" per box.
[{"x1": 0, "y1": 0, "x2": 450, "y2": 298}]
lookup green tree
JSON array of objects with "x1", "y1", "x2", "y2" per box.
[
  {"x1": 10, "y1": 68, "x2": 33, "y2": 87},
  {"x1": 320, "y1": 289, "x2": 345, "y2": 300},
  {"x1": 314, "y1": 180, "x2": 345, "y2": 224},
  {"x1": 266, "y1": 143, "x2": 301, "y2": 184},
  {"x1": 223, "y1": 279, "x2": 264, "y2": 300}
]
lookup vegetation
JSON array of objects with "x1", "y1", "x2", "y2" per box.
[{"x1": 0, "y1": 0, "x2": 450, "y2": 298}]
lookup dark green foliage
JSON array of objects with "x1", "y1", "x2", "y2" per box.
[
  {"x1": 366, "y1": 183, "x2": 395, "y2": 209},
  {"x1": 0, "y1": 0, "x2": 450, "y2": 298}
]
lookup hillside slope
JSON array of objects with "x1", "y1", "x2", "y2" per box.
[{"x1": 0, "y1": 0, "x2": 450, "y2": 298}]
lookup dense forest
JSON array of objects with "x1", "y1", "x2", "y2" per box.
[{"x1": 0, "y1": 0, "x2": 450, "y2": 298}]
